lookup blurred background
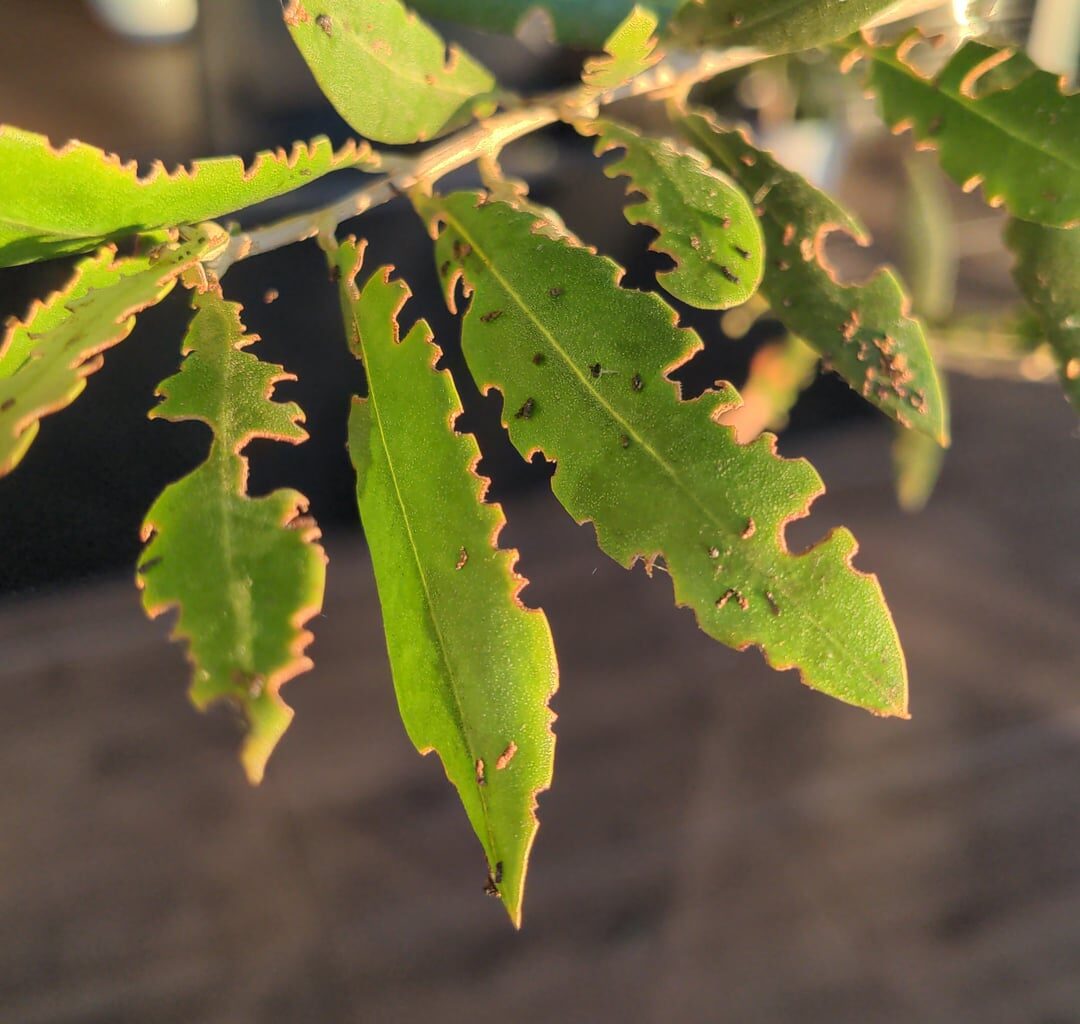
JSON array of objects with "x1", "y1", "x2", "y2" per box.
[{"x1": 0, "y1": 1, "x2": 1077, "y2": 1021}]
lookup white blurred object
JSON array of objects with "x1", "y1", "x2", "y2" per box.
[
  {"x1": 87, "y1": 0, "x2": 198, "y2": 40},
  {"x1": 1028, "y1": 0, "x2": 1080, "y2": 78}
]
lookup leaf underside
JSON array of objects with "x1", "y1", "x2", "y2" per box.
[
  {"x1": 682, "y1": 113, "x2": 949, "y2": 444},
  {"x1": 284, "y1": 0, "x2": 496, "y2": 145},
  {"x1": 581, "y1": 6, "x2": 662, "y2": 92},
  {"x1": 583, "y1": 117, "x2": 764, "y2": 309},
  {"x1": 671, "y1": 0, "x2": 896, "y2": 52},
  {"x1": 852, "y1": 36, "x2": 1080, "y2": 227},
  {"x1": 0, "y1": 128, "x2": 367, "y2": 267},
  {"x1": 418, "y1": 191, "x2": 908, "y2": 716},
  {"x1": 1004, "y1": 219, "x2": 1080, "y2": 411},
  {"x1": 0, "y1": 226, "x2": 225, "y2": 478},
  {"x1": 335, "y1": 241, "x2": 557, "y2": 926},
  {"x1": 137, "y1": 287, "x2": 326, "y2": 784}
]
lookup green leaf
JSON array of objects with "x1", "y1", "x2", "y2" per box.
[
  {"x1": 892, "y1": 423, "x2": 945, "y2": 513},
  {"x1": 581, "y1": 118, "x2": 764, "y2": 309},
  {"x1": 138, "y1": 286, "x2": 326, "y2": 784},
  {"x1": 1004, "y1": 218, "x2": 1080, "y2": 410},
  {"x1": 671, "y1": 0, "x2": 895, "y2": 53},
  {"x1": 681, "y1": 113, "x2": 949, "y2": 445},
  {"x1": 284, "y1": 0, "x2": 496, "y2": 145},
  {"x1": 851, "y1": 36, "x2": 1080, "y2": 227},
  {"x1": 581, "y1": 6, "x2": 662, "y2": 92},
  {"x1": 408, "y1": 0, "x2": 683, "y2": 47},
  {"x1": 0, "y1": 128, "x2": 369, "y2": 267},
  {"x1": 0, "y1": 226, "x2": 227, "y2": 478},
  {"x1": 417, "y1": 191, "x2": 907, "y2": 716},
  {"x1": 334, "y1": 241, "x2": 557, "y2": 925}
]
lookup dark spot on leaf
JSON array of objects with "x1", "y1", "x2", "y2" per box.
[
  {"x1": 328, "y1": 263, "x2": 341, "y2": 283},
  {"x1": 589, "y1": 362, "x2": 602, "y2": 378},
  {"x1": 549, "y1": 286, "x2": 563, "y2": 298},
  {"x1": 494, "y1": 861, "x2": 504, "y2": 884},
  {"x1": 732, "y1": 244, "x2": 750, "y2": 260},
  {"x1": 455, "y1": 547, "x2": 468, "y2": 570},
  {"x1": 137, "y1": 556, "x2": 162, "y2": 574},
  {"x1": 515, "y1": 398, "x2": 535, "y2": 420},
  {"x1": 765, "y1": 591, "x2": 781, "y2": 616},
  {"x1": 480, "y1": 310, "x2": 504, "y2": 323},
  {"x1": 741, "y1": 517, "x2": 756, "y2": 539},
  {"x1": 532, "y1": 352, "x2": 545, "y2": 365},
  {"x1": 0, "y1": 398, "x2": 14, "y2": 412},
  {"x1": 619, "y1": 434, "x2": 630, "y2": 448},
  {"x1": 439, "y1": 260, "x2": 451, "y2": 277},
  {"x1": 927, "y1": 115, "x2": 943, "y2": 135},
  {"x1": 453, "y1": 240, "x2": 472, "y2": 261},
  {"x1": 719, "y1": 265, "x2": 740, "y2": 284},
  {"x1": 316, "y1": 13, "x2": 333, "y2": 34},
  {"x1": 483, "y1": 875, "x2": 500, "y2": 897},
  {"x1": 631, "y1": 373, "x2": 644, "y2": 392}
]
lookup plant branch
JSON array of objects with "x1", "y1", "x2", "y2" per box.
[{"x1": 207, "y1": 45, "x2": 766, "y2": 277}]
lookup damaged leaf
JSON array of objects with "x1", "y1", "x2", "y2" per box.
[
  {"x1": 851, "y1": 36, "x2": 1080, "y2": 227},
  {"x1": 0, "y1": 226, "x2": 226, "y2": 478},
  {"x1": 671, "y1": 0, "x2": 895, "y2": 53},
  {"x1": 582, "y1": 6, "x2": 662, "y2": 93},
  {"x1": 0, "y1": 128, "x2": 369, "y2": 267},
  {"x1": 581, "y1": 118, "x2": 763, "y2": 309},
  {"x1": 682, "y1": 113, "x2": 949, "y2": 444},
  {"x1": 137, "y1": 287, "x2": 326, "y2": 784},
  {"x1": 418, "y1": 191, "x2": 907, "y2": 716},
  {"x1": 1005, "y1": 218, "x2": 1080, "y2": 410},
  {"x1": 334, "y1": 240, "x2": 557, "y2": 926},
  {"x1": 284, "y1": 0, "x2": 496, "y2": 145}
]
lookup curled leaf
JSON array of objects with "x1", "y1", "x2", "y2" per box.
[
  {"x1": 334, "y1": 240, "x2": 557, "y2": 926},
  {"x1": 417, "y1": 191, "x2": 908, "y2": 716},
  {"x1": 0, "y1": 128, "x2": 369, "y2": 266},
  {"x1": 284, "y1": 0, "x2": 496, "y2": 144},
  {"x1": 682, "y1": 113, "x2": 949, "y2": 445},
  {"x1": 138, "y1": 287, "x2": 326, "y2": 783},
  {"x1": 0, "y1": 226, "x2": 226, "y2": 478},
  {"x1": 582, "y1": 118, "x2": 764, "y2": 309},
  {"x1": 582, "y1": 6, "x2": 662, "y2": 92}
]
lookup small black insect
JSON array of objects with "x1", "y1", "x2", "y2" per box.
[
  {"x1": 515, "y1": 398, "x2": 536, "y2": 420},
  {"x1": 631, "y1": 373, "x2": 644, "y2": 392}
]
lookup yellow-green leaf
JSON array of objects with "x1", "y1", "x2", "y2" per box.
[
  {"x1": 582, "y1": 6, "x2": 662, "y2": 92},
  {"x1": 334, "y1": 241, "x2": 557, "y2": 925},
  {"x1": 418, "y1": 191, "x2": 908, "y2": 716},
  {"x1": 0, "y1": 128, "x2": 368, "y2": 267},
  {"x1": 0, "y1": 226, "x2": 227, "y2": 478},
  {"x1": 138, "y1": 287, "x2": 327, "y2": 784},
  {"x1": 284, "y1": 0, "x2": 496, "y2": 145}
]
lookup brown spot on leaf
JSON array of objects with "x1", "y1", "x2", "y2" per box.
[
  {"x1": 548, "y1": 286, "x2": 563, "y2": 298},
  {"x1": 619, "y1": 433, "x2": 630, "y2": 448},
  {"x1": 589, "y1": 362, "x2": 602, "y2": 378},
  {"x1": 741, "y1": 517, "x2": 756, "y2": 539},
  {"x1": 480, "y1": 310, "x2": 504, "y2": 323},
  {"x1": 315, "y1": 12, "x2": 332, "y2": 35},
  {"x1": 515, "y1": 398, "x2": 536, "y2": 420},
  {"x1": 765, "y1": 591, "x2": 780, "y2": 616},
  {"x1": 455, "y1": 547, "x2": 468, "y2": 570},
  {"x1": 0, "y1": 398, "x2": 14, "y2": 412},
  {"x1": 496, "y1": 742, "x2": 517, "y2": 770},
  {"x1": 631, "y1": 373, "x2": 644, "y2": 392},
  {"x1": 532, "y1": 352, "x2": 545, "y2": 365},
  {"x1": 475, "y1": 759, "x2": 486, "y2": 785},
  {"x1": 719, "y1": 265, "x2": 740, "y2": 284},
  {"x1": 137, "y1": 556, "x2": 162, "y2": 574}
]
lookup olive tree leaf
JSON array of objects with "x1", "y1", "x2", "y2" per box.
[
  {"x1": 681, "y1": 112, "x2": 949, "y2": 445},
  {"x1": 333, "y1": 240, "x2": 557, "y2": 926},
  {"x1": 582, "y1": 6, "x2": 662, "y2": 93},
  {"x1": 893, "y1": 423, "x2": 945, "y2": 513},
  {"x1": 0, "y1": 128, "x2": 371, "y2": 267},
  {"x1": 580, "y1": 118, "x2": 764, "y2": 309},
  {"x1": 0, "y1": 226, "x2": 227, "y2": 478},
  {"x1": 137, "y1": 286, "x2": 326, "y2": 784},
  {"x1": 1004, "y1": 219, "x2": 1080, "y2": 410},
  {"x1": 850, "y1": 36, "x2": 1080, "y2": 227},
  {"x1": 416, "y1": 191, "x2": 907, "y2": 716},
  {"x1": 671, "y1": 0, "x2": 896, "y2": 53},
  {"x1": 408, "y1": 0, "x2": 683, "y2": 47},
  {"x1": 283, "y1": 0, "x2": 496, "y2": 145}
]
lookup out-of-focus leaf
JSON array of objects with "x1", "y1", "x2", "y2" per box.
[
  {"x1": 0, "y1": 226, "x2": 226, "y2": 478},
  {"x1": 408, "y1": 0, "x2": 683, "y2": 47},
  {"x1": 417, "y1": 191, "x2": 908, "y2": 716},
  {"x1": 851, "y1": 36, "x2": 1080, "y2": 227},
  {"x1": 582, "y1": 6, "x2": 661, "y2": 92},
  {"x1": 334, "y1": 241, "x2": 557, "y2": 926},
  {"x1": 137, "y1": 287, "x2": 326, "y2": 784},
  {"x1": 718, "y1": 333, "x2": 819, "y2": 442},
  {"x1": 892, "y1": 422, "x2": 945, "y2": 512},
  {"x1": 581, "y1": 118, "x2": 763, "y2": 309},
  {"x1": 0, "y1": 128, "x2": 369, "y2": 267},
  {"x1": 901, "y1": 156, "x2": 957, "y2": 325},
  {"x1": 682, "y1": 113, "x2": 949, "y2": 444},
  {"x1": 1005, "y1": 218, "x2": 1080, "y2": 410},
  {"x1": 671, "y1": 0, "x2": 895, "y2": 53},
  {"x1": 284, "y1": 0, "x2": 496, "y2": 145}
]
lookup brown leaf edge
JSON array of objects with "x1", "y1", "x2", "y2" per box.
[{"x1": 421, "y1": 192, "x2": 908, "y2": 717}]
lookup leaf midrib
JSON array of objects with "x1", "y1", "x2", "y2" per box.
[{"x1": 443, "y1": 204, "x2": 889, "y2": 696}]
